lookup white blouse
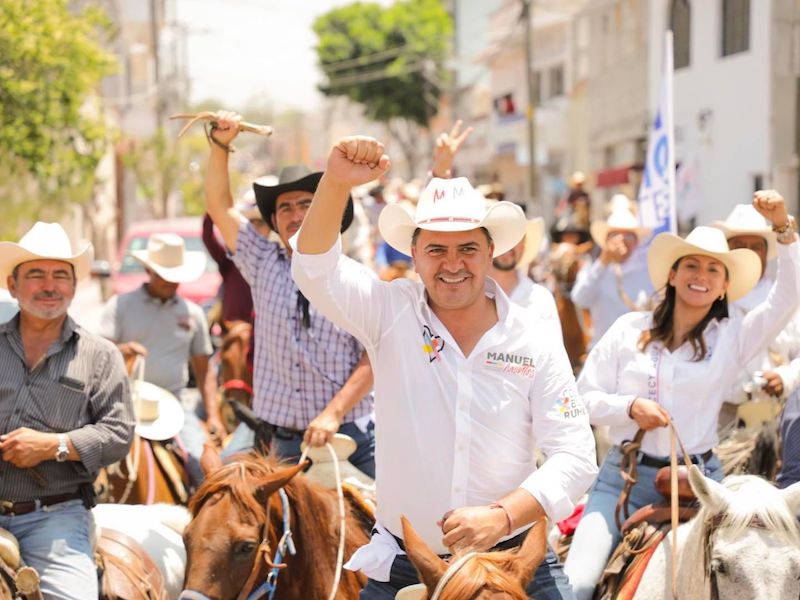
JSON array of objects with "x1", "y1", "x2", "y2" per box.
[{"x1": 578, "y1": 240, "x2": 800, "y2": 456}]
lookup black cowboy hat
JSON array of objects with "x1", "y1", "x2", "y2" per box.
[
  {"x1": 253, "y1": 165, "x2": 354, "y2": 233},
  {"x1": 549, "y1": 214, "x2": 591, "y2": 245}
]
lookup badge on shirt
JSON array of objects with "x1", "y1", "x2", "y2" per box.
[
  {"x1": 422, "y1": 325, "x2": 444, "y2": 362},
  {"x1": 554, "y1": 387, "x2": 588, "y2": 419},
  {"x1": 483, "y1": 351, "x2": 535, "y2": 378}
]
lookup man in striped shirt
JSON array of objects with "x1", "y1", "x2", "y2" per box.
[
  {"x1": 0, "y1": 222, "x2": 134, "y2": 600},
  {"x1": 204, "y1": 111, "x2": 375, "y2": 476}
]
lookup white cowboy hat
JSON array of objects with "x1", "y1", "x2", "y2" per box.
[
  {"x1": 647, "y1": 226, "x2": 762, "y2": 302},
  {"x1": 518, "y1": 217, "x2": 546, "y2": 268},
  {"x1": 0, "y1": 222, "x2": 93, "y2": 288},
  {"x1": 710, "y1": 204, "x2": 777, "y2": 260},
  {"x1": 131, "y1": 233, "x2": 206, "y2": 284},
  {"x1": 299, "y1": 433, "x2": 374, "y2": 490},
  {"x1": 590, "y1": 195, "x2": 650, "y2": 247},
  {"x1": 379, "y1": 177, "x2": 526, "y2": 258},
  {"x1": 131, "y1": 380, "x2": 185, "y2": 441},
  {"x1": 395, "y1": 584, "x2": 426, "y2": 600}
]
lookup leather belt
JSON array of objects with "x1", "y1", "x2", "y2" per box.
[
  {"x1": 639, "y1": 449, "x2": 713, "y2": 469},
  {"x1": 0, "y1": 491, "x2": 83, "y2": 516}
]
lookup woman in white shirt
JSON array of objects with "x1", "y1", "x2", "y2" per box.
[{"x1": 563, "y1": 191, "x2": 799, "y2": 600}]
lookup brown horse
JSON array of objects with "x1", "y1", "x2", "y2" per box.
[
  {"x1": 218, "y1": 321, "x2": 254, "y2": 433},
  {"x1": 99, "y1": 434, "x2": 190, "y2": 505},
  {"x1": 182, "y1": 454, "x2": 371, "y2": 599},
  {"x1": 400, "y1": 517, "x2": 548, "y2": 600}
]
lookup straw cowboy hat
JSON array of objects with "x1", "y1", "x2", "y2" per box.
[
  {"x1": 253, "y1": 165, "x2": 354, "y2": 233},
  {"x1": 395, "y1": 584, "x2": 426, "y2": 600},
  {"x1": 299, "y1": 433, "x2": 374, "y2": 490},
  {"x1": 711, "y1": 204, "x2": 777, "y2": 260},
  {"x1": 590, "y1": 195, "x2": 650, "y2": 247},
  {"x1": 379, "y1": 177, "x2": 526, "y2": 258},
  {"x1": 131, "y1": 233, "x2": 206, "y2": 284},
  {"x1": 0, "y1": 222, "x2": 93, "y2": 288},
  {"x1": 131, "y1": 380, "x2": 185, "y2": 441},
  {"x1": 647, "y1": 226, "x2": 762, "y2": 302},
  {"x1": 518, "y1": 217, "x2": 546, "y2": 268}
]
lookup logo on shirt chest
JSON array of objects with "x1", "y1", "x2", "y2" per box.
[
  {"x1": 422, "y1": 325, "x2": 444, "y2": 363},
  {"x1": 484, "y1": 351, "x2": 535, "y2": 378},
  {"x1": 177, "y1": 316, "x2": 192, "y2": 332}
]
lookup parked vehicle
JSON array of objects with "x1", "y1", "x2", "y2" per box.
[{"x1": 111, "y1": 217, "x2": 222, "y2": 308}]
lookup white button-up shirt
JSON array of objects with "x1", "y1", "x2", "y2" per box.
[
  {"x1": 571, "y1": 247, "x2": 653, "y2": 348},
  {"x1": 508, "y1": 272, "x2": 563, "y2": 338},
  {"x1": 291, "y1": 236, "x2": 597, "y2": 558},
  {"x1": 578, "y1": 241, "x2": 800, "y2": 457}
]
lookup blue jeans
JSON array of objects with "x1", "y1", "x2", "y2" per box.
[
  {"x1": 359, "y1": 546, "x2": 574, "y2": 599},
  {"x1": 563, "y1": 446, "x2": 723, "y2": 600},
  {"x1": 177, "y1": 408, "x2": 207, "y2": 487},
  {"x1": 778, "y1": 394, "x2": 800, "y2": 488},
  {"x1": 220, "y1": 420, "x2": 376, "y2": 479},
  {"x1": 0, "y1": 499, "x2": 96, "y2": 600}
]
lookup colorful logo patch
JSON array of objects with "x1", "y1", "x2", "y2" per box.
[
  {"x1": 554, "y1": 388, "x2": 588, "y2": 419},
  {"x1": 422, "y1": 325, "x2": 444, "y2": 363},
  {"x1": 483, "y1": 351, "x2": 535, "y2": 378}
]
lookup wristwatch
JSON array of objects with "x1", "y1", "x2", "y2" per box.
[
  {"x1": 773, "y1": 215, "x2": 797, "y2": 244},
  {"x1": 55, "y1": 434, "x2": 69, "y2": 462}
]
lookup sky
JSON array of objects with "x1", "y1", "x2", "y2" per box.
[{"x1": 176, "y1": 0, "x2": 393, "y2": 112}]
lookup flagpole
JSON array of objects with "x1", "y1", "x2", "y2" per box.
[{"x1": 665, "y1": 31, "x2": 677, "y2": 234}]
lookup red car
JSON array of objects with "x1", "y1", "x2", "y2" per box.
[{"x1": 112, "y1": 217, "x2": 222, "y2": 308}]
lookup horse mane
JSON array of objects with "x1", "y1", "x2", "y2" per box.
[
  {"x1": 705, "y1": 474, "x2": 800, "y2": 546},
  {"x1": 188, "y1": 453, "x2": 290, "y2": 520},
  {"x1": 439, "y1": 550, "x2": 527, "y2": 600}
]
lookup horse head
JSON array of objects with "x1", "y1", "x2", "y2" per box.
[
  {"x1": 684, "y1": 465, "x2": 800, "y2": 599},
  {"x1": 181, "y1": 457, "x2": 306, "y2": 600},
  {"x1": 400, "y1": 516, "x2": 547, "y2": 600}
]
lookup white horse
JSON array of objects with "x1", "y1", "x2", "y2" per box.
[
  {"x1": 92, "y1": 503, "x2": 189, "y2": 599},
  {"x1": 633, "y1": 466, "x2": 800, "y2": 599}
]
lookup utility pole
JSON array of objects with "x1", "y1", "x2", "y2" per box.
[{"x1": 522, "y1": 0, "x2": 538, "y2": 215}]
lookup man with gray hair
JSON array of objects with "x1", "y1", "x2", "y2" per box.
[{"x1": 0, "y1": 222, "x2": 134, "y2": 599}]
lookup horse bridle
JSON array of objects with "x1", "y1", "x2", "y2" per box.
[
  {"x1": 237, "y1": 488, "x2": 296, "y2": 600},
  {"x1": 702, "y1": 513, "x2": 767, "y2": 600}
]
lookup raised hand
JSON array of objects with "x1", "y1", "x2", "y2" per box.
[
  {"x1": 326, "y1": 136, "x2": 391, "y2": 187},
  {"x1": 432, "y1": 120, "x2": 474, "y2": 178},
  {"x1": 752, "y1": 189, "x2": 788, "y2": 228},
  {"x1": 209, "y1": 110, "x2": 242, "y2": 147}
]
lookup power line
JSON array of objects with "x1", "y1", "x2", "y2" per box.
[{"x1": 323, "y1": 60, "x2": 427, "y2": 88}]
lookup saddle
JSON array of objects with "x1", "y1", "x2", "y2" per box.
[{"x1": 96, "y1": 528, "x2": 168, "y2": 600}]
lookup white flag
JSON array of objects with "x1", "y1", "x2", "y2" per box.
[{"x1": 638, "y1": 31, "x2": 677, "y2": 237}]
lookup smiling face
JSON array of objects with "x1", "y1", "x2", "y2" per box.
[
  {"x1": 668, "y1": 254, "x2": 730, "y2": 309},
  {"x1": 412, "y1": 228, "x2": 494, "y2": 313},
  {"x1": 7, "y1": 259, "x2": 76, "y2": 321},
  {"x1": 271, "y1": 190, "x2": 314, "y2": 248}
]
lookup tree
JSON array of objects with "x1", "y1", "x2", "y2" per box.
[
  {"x1": 0, "y1": 0, "x2": 117, "y2": 234},
  {"x1": 313, "y1": 0, "x2": 452, "y2": 176}
]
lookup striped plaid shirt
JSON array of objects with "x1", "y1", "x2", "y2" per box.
[
  {"x1": 232, "y1": 221, "x2": 373, "y2": 429},
  {"x1": 0, "y1": 314, "x2": 134, "y2": 501}
]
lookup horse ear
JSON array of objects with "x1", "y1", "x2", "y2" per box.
[
  {"x1": 688, "y1": 464, "x2": 730, "y2": 514},
  {"x1": 401, "y1": 516, "x2": 447, "y2": 593},
  {"x1": 510, "y1": 519, "x2": 547, "y2": 586},
  {"x1": 780, "y1": 481, "x2": 800, "y2": 516},
  {"x1": 200, "y1": 444, "x2": 224, "y2": 478},
  {"x1": 254, "y1": 461, "x2": 308, "y2": 503}
]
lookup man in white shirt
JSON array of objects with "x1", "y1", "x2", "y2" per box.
[
  {"x1": 712, "y1": 204, "x2": 800, "y2": 470},
  {"x1": 490, "y1": 216, "x2": 562, "y2": 338},
  {"x1": 571, "y1": 195, "x2": 652, "y2": 348},
  {"x1": 291, "y1": 137, "x2": 597, "y2": 599}
]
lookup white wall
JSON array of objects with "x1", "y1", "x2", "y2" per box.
[{"x1": 651, "y1": 0, "x2": 773, "y2": 225}]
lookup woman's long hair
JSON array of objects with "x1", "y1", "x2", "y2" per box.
[{"x1": 638, "y1": 257, "x2": 729, "y2": 361}]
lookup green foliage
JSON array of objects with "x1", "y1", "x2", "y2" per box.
[
  {"x1": 0, "y1": 0, "x2": 117, "y2": 195},
  {"x1": 313, "y1": 0, "x2": 451, "y2": 126}
]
